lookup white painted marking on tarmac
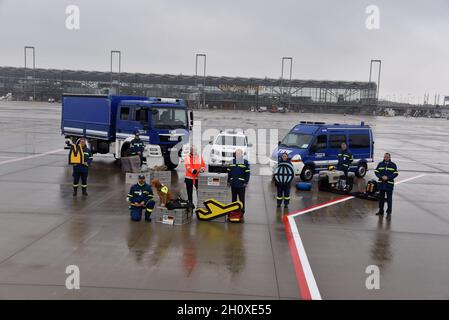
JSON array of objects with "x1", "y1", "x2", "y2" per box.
[
  {"x1": 0, "y1": 149, "x2": 64, "y2": 166},
  {"x1": 288, "y1": 215, "x2": 322, "y2": 300},
  {"x1": 286, "y1": 173, "x2": 426, "y2": 300}
]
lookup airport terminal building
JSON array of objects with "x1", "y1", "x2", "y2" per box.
[{"x1": 0, "y1": 66, "x2": 378, "y2": 112}]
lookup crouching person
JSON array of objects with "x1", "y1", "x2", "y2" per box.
[{"x1": 127, "y1": 174, "x2": 155, "y2": 222}]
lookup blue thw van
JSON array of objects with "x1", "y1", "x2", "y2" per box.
[{"x1": 270, "y1": 121, "x2": 374, "y2": 181}]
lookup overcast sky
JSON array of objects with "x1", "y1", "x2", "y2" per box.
[{"x1": 1, "y1": 0, "x2": 448, "y2": 102}]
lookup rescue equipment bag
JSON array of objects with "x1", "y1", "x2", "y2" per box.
[
  {"x1": 227, "y1": 210, "x2": 244, "y2": 223},
  {"x1": 166, "y1": 197, "x2": 193, "y2": 210},
  {"x1": 366, "y1": 179, "x2": 377, "y2": 194}
]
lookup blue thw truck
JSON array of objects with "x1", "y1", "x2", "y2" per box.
[{"x1": 61, "y1": 94, "x2": 193, "y2": 169}]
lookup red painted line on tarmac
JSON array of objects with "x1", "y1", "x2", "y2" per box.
[
  {"x1": 283, "y1": 214, "x2": 312, "y2": 300},
  {"x1": 282, "y1": 174, "x2": 427, "y2": 300}
]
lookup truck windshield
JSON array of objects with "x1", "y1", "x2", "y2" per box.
[
  {"x1": 280, "y1": 132, "x2": 313, "y2": 149},
  {"x1": 151, "y1": 107, "x2": 187, "y2": 129}
]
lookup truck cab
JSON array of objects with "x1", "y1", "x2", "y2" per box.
[
  {"x1": 61, "y1": 95, "x2": 192, "y2": 169},
  {"x1": 115, "y1": 98, "x2": 190, "y2": 168}
]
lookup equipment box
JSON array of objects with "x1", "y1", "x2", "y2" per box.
[
  {"x1": 154, "y1": 208, "x2": 192, "y2": 226},
  {"x1": 198, "y1": 173, "x2": 228, "y2": 190},
  {"x1": 125, "y1": 172, "x2": 151, "y2": 185}
]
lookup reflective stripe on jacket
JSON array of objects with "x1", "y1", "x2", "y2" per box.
[
  {"x1": 184, "y1": 154, "x2": 206, "y2": 182},
  {"x1": 227, "y1": 158, "x2": 250, "y2": 188},
  {"x1": 337, "y1": 149, "x2": 353, "y2": 171},
  {"x1": 374, "y1": 161, "x2": 398, "y2": 191}
]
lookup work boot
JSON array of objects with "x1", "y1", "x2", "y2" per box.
[
  {"x1": 82, "y1": 188, "x2": 88, "y2": 196},
  {"x1": 386, "y1": 214, "x2": 392, "y2": 221},
  {"x1": 72, "y1": 187, "x2": 78, "y2": 197},
  {"x1": 284, "y1": 204, "x2": 289, "y2": 209},
  {"x1": 375, "y1": 211, "x2": 384, "y2": 216},
  {"x1": 145, "y1": 216, "x2": 152, "y2": 222}
]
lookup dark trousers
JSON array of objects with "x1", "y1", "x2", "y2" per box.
[
  {"x1": 379, "y1": 190, "x2": 393, "y2": 214},
  {"x1": 185, "y1": 178, "x2": 198, "y2": 204},
  {"x1": 130, "y1": 199, "x2": 155, "y2": 221},
  {"x1": 231, "y1": 187, "x2": 246, "y2": 212},
  {"x1": 73, "y1": 171, "x2": 88, "y2": 190},
  {"x1": 276, "y1": 184, "x2": 291, "y2": 205}
]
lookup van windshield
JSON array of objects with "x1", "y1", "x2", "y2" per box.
[{"x1": 280, "y1": 133, "x2": 313, "y2": 149}]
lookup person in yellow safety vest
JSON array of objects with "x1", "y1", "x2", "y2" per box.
[
  {"x1": 70, "y1": 138, "x2": 93, "y2": 197},
  {"x1": 184, "y1": 146, "x2": 205, "y2": 205}
]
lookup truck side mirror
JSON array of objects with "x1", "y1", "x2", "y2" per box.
[
  {"x1": 278, "y1": 141, "x2": 281, "y2": 146},
  {"x1": 189, "y1": 111, "x2": 194, "y2": 126},
  {"x1": 310, "y1": 145, "x2": 317, "y2": 153}
]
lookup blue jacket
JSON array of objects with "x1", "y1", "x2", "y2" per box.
[
  {"x1": 127, "y1": 182, "x2": 154, "y2": 204},
  {"x1": 374, "y1": 161, "x2": 398, "y2": 191},
  {"x1": 73, "y1": 146, "x2": 93, "y2": 174},
  {"x1": 274, "y1": 159, "x2": 294, "y2": 186},
  {"x1": 130, "y1": 138, "x2": 145, "y2": 154},
  {"x1": 227, "y1": 158, "x2": 250, "y2": 188},
  {"x1": 337, "y1": 149, "x2": 353, "y2": 171}
]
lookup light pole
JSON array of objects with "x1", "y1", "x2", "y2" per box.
[
  {"x1": 369, "y1": 59, "x2": 382, "y2": 102},
  {"x1": 24, "y1": 46, "x2": 36, "y2": 101},
  {"x1": 195, "y1": 54, "x2": 206, "y2": 109},
  {"x1": 110, "y1": 50, "x2": 121, "y2": 95},
  {"x1": 281, "y1": 57, "x2": 293, "y2": 109}
]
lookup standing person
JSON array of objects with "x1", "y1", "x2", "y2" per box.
[
  {"x1": 71, "y1": 138, "x2": 93, "y2": 197},
  {"x1": 374, "y1": 153, "x2": 398, "y2": 220},
  {"x1": 127, "y1": 174, "x2": 155, "y2": 222},
  {"x1": 274, "y1": 152, "x2": 295, "y2": 208},
  {"x1": 227, "y1": 149, "x2": 250, "y2": 213},
  {"x1": 337, "y1": 142, "x2": 353, "y2": 179},
  {"x1": 184, "y1": 146, "x2": 206, "y2": 205},
  {"x1": 130, "y1": 131, "x2": 145, "y2": 166}
]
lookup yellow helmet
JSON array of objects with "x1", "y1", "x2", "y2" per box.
[{"x1": 328, "y1": 165, "x2": 336, "y2": 171}]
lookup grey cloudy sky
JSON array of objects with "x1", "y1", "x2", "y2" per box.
[{"x1": 1, "y1": 0, "x2": 448, "y2": 102}]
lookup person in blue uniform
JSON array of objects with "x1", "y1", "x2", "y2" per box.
[
  {"x1": 227, "y1": 149, "x2": 250, "y2": 213},
  {"x1": 274, "y1": 152, "x2": 295, "y2": 208},
  {"x1": 374, "y1": 153, "x2": 399, "y2": 220},
  {"x1": 130, "y1": 131, "x2": 145, "y2": 166},
  {"x1": 127, "y1": 174, "x2": 155, "y2": 222},
  {"x1": 337, "y1": 142, "x2": 353, "y2": 179},
  {"x1": 71, "y1": 138, "x2": 93, "y2": 197}
]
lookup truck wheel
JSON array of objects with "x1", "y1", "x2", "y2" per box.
[
  {"x1": 355, "y1": 163, "x2": 367, "y2": 178},
  {"x1": 164, "y1": 156, "x2": 179, "y2": 170},
  {"x1": 300, "y1": 165, "x2": 314, "y2": 182}
]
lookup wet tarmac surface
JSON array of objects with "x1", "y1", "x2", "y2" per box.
[{"x1": 0, "y1": 101, "x2": 448, "y2": 299}]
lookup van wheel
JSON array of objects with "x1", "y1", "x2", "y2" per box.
[
  {"x1": 123, "y1": 148, "x2": 132, "y2": 158},
  {"x1": 355, "y1": 163, "x2": 367, "y2": 178},
  {"x1": 300, "y1": 165, "x2": 314, "y2": 182}
]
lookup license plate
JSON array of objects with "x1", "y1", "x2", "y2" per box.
[{"x1": 169, "y1": 136, "x2": 178, "y2": 141}]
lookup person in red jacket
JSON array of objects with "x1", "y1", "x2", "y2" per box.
[{"x1": 184, "y1": 146, "x2": 206, "y2": 205}]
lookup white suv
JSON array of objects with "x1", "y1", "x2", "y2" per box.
[{"x1": 208, "y1": 131, "x2": 250, "y2": 173}]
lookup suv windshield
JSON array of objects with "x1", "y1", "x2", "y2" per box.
[
  {"x1": 215, "y1": 135, "x2": 246, "y2": 146},
  {"x1": 280, "y1": 132, "x2": 312, "y2": 149},
  {"x1": 151, "y1": 107, "x2": 187, "y2": 129}
]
